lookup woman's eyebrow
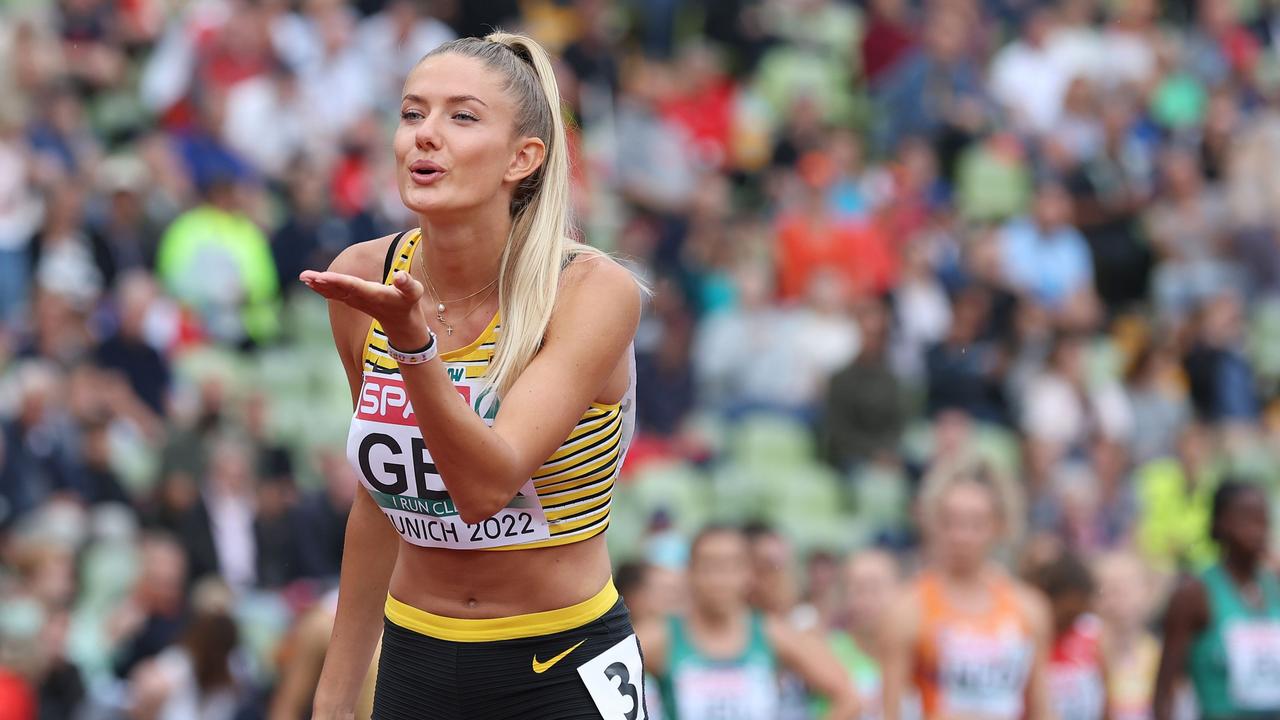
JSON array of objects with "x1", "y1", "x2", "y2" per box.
[
  {"x1": 450, "y1": 94, "x2": 488, "y2": 107},
  {"x1": 402, "y1": 93, "x2": 489, "y2": 108}
]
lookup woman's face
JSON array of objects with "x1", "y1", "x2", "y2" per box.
[
  {"x1": 690, "y1": 531, "x2": 752, "y2": 615},
  {"x1": 844, "y1": 552, "x2": 898, "y2": 632},
  {"x1": 394, "y1": 53, "x2": 544, "y2": 218},
  {"x1": 934, "y1": 482, "x2": 1001, "y2": 571},
  {"x1": 1220, "y1": 488, "x2": 1271, "y2": 560},
  {"x1": 1094, "y1": 554, "x2": 1151, "y2": 630}
]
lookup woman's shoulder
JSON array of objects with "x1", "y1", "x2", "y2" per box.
[
  {"x1": 885, "y1": 582, "x2": 926, "y2": 641},
  {"x1": 1165, "y1": 572, "x2": 1211, "y2": 628},
  {"x1": 1008, "y1": 578, "x2": 1053, "y2": 633},
  {"x1": 558, "y1": 247, "x2": 637, "y2": 286},
  {"x1": 555, "y1": 249, "x2": 643, "y2": 314},
  {"x1": 327, "y1": 232, "x2": 405, "y2": 283}
]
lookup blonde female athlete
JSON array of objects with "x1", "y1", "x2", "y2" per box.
[
  {"x1": 301, "y1": 33, "x2": 644, "y2": 720},
  {"x1": 881, "y1": 466, "x2": 1053, "y2": 720}
]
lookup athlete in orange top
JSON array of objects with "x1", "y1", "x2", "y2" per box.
[{"x1": 883, "y1": 465, "x2": 1053, "y2": 720}]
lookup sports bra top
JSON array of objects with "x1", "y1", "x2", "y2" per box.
[
  {"x1": 913, "y1": 570, "x2": 1036, "y2": 720},
  {"x1": 345, "y1": 229, "x2": 635, "y2": 551}
]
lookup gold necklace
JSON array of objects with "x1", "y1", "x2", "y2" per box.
[
  {"x1": 448, "y1": 284, "x2": 498, "y2": 335},
  {"x1": 418, "y1": 259, "x2": 498, "y2": 336}
]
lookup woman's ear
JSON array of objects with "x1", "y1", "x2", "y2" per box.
[{"x1": 506, "y1": 136, "x2": 546, "y2": 184}]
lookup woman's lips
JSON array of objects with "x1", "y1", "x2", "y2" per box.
[
  {"x1": 409, "y1": 168, "x2": 446, "y2": 186},
  {"x1": 409, "y1": 160, "x2": 446, "y2": 186}
]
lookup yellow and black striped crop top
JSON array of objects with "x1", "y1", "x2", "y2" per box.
[{"x1": 344, "y1": 229, "x2": 635, "y2": 551}]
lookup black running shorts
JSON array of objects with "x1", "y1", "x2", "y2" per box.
[{"x1": 372, "y1": 581, "x2": 648, "y2": 720}]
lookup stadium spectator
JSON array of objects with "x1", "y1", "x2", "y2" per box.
[
  {"x1": 1183, "y1": 291, "x2": 1260, "y2": 424},
  {"x1": 989, "y1": 7, "x2": 1072, "y2": 134},
  {"x1": 1135, "y1": 422, "x2": 1222, "y2": 573},
  {"x1": 155, "y1": 176, "x2": 280, "y2": 347},
  {"x1": 998, "y1": 179, "x2": 1096, "y2": 317},
  {"x1": 820, "y1": 295, "x2": 904, "y2": 472}
]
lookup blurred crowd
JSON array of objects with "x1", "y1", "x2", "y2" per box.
[{"x1": 4, "y1": 0, "x2": 1280, "y2": 717}]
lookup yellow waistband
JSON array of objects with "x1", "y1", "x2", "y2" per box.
[{"x1": 384, "y1": 579, "x2": 618, "y2": 642}]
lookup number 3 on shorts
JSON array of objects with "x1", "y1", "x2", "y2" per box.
[{"x1": 577, "y1": 634, "x2": 647, "y2": 720}]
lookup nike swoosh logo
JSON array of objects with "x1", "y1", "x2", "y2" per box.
[{"x1": 531, "y1": 639, "x2": 587, "y2": 674}]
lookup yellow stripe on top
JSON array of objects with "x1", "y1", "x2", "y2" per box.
[
  {"x1": 384, "y1": 580, "x2": 619, "y2": 642},
  {"x1": 359, "y1": 229, "x2": 628, "y2": 552},
  {"x1": 364, "y1": 230, "x2": 502, "y2": 375}
]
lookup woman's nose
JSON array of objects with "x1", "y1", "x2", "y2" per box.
[{"x1": 415, "y1": 114, "x2": 442, "y2": 151}]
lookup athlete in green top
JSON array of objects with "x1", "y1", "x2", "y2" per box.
[
  {"x1": 1155, "y1": 481, "x2": 1280, "y2": 719},
  {"x1": 812, "y1": 549, "x2": 904, "y2": 720},
  {"x1": 636, "y1": 526, "x2": 860, "y2": 720}
]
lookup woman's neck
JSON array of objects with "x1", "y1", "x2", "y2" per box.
[
  {"x1": 942, "y1": 560, "x2": 988, "y2": 588},
  {"x1": 849, "y1": 623, "x2": 881, "y2": 659},
  {"x1": 416, "y1": 207, "x2": 510, "y2": 299},
  {"x1": 1222, "y1": 550, "x2": 1261, "y2": 586},
  {"x1": 1105, "y1": 622, "x2": 1142, "y2": 655},
  {"x1": 694, "y1": 603, "x2": 745, "y2": 632}
]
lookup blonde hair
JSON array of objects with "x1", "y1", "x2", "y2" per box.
[
  {"x1": 421, "y1": 32, "x2": 609, "y2": 397},
  {"x1": 918, "y1": 459, "x2": 1026, "y2": 550}
]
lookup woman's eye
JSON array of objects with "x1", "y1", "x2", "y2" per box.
[{"x1": 400, "y1": 110, "x2": 476, "y2": 122}]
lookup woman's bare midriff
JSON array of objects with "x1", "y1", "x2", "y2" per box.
[{"x1": 387, "y1": 532, "x2": 613, "y2": 618}]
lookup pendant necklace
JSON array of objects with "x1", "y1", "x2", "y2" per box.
[
  {"x1": 418, "y1": 261, "x2": 498, "y2": 336},
  {"x1": 447, "y1": 284, "x2": 499, "y2": 335}
]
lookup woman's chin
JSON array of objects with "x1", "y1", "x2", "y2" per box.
[
  {"x1": 401, "y1": 188, "x2": 455, "y2": 215},
  {"x1": 943, "y1": 553, "x2": 985, "y2": 573}
]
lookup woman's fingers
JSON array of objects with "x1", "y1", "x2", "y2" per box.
[
  {"x1": 299, "y1": 270, "x2": 418, "y2": 318},
  {"x1": 302, "y1": 271, "x2": 378, "y2": 300},
  {"x1": 308, "y1": 271, "x2": 365, "y2": 294},
  {"x1": 302, "y1": 279, "x2": 350, "y2": 302},
  {"x1": 391, "y1": 270, "x2": 425, "y2": 303},
  {"x1": 300, "y1": 272, "x2": 357, "y2": 303}
]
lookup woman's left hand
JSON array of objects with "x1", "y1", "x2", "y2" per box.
[{"x1": 300, "y1": 269, "x2": 430, "y2": 346}]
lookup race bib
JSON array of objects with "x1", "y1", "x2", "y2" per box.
[
  {"x1": 1225, "y1": 620, "x2": 1280, "y2": 710},
  {"x1": 1048, "y1": 665, "x2": 1106, "y2": 720},
  {"x1": 853, "y1": 674, "x2": 883, "y2": 720},
  {"x1": 938, "y1": 627, "x2": 1033, "y2": 719},
  {"x1": 578, "y1": 634, "x2": 647, "y2": 720},
  {"x1": 347, "y1": 373, "x2": 552, "y2": 549},
  {"x1": 673, "y1": 665, "x2": 778, "y2": 720}
]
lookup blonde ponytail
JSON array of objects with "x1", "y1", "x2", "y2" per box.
[{"x1": 422, "y1": 32, "x2": 607, "y2": 397}]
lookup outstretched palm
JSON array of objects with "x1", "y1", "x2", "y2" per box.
[{"x1": 300, "y1": 269, "x2": 428, "y2": 342}]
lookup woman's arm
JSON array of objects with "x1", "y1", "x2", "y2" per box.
[
  {"x1": 310, "y1": 239, "x2": 402, "y2": 719},
  {"x1": 1018, "y1": 586, "x2": 1055, "y2": 720},
  {"x1": 1100, "y1": 635, "x2": 1115, "y2": 720},
  {"x1": 303, "y1": 254, "x2": 641, "y2": 524},
  {"x1": 312, "y1": 492, "x2": 397, "y2": 718},
  {"x1": 402, "y1": 257, "x2": 639, "y2": 521},
  {"x1": 767, "y1": 620, "x2": 860, "y2": 720},
  {"x1": 633, "y1": 617, "x2": 669, "y2": 678},
  {"x1": 881, "y1": 590, "x2": 920, "y2": 720},
  {"x1": 1153, "y1": 578, "x2": 1207, "y2": 720},
  {"x1": 268, "y1": 605, "x2": 333, "y2": 720}
]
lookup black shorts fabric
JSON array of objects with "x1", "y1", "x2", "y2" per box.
[{"x1": 372, "y1": 598, "x2": 646, "y2": 720}]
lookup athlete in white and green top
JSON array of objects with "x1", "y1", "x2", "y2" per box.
[
  {"x1": 1155, "y1": 481, "x2": 1280, "y2": 720},
  {"x1": 815, "y1": 550, "x2": 916, "y2": 720},
  {"x1": 637, "y1": 526, "x2": 860, "y2": 719}
]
